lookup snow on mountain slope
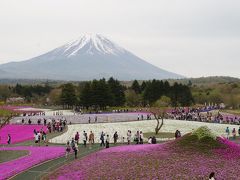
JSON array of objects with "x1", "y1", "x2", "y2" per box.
[
  {"x1": 46, "y1": 34, "x2": 125, "y2": 58},
  {"x1": 0, "y1": 34, "x2": 184, "y2": 81}
]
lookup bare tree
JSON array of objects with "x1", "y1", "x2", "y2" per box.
[
  {"x1": 147, "y1": 107, "x2": 167, "y2": 135},
  {"x1": 0, "y1": 115, "x2": 12, "y2": 129}
]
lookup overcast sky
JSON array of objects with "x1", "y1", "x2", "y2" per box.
[{"x1": 0, "y1": 0, "x2": 240, "y2": 78}]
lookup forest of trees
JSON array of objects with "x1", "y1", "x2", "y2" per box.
[
  {"x1": 130, "y1": 79, "x2": 193, "y2": 107},
  {"x1": 58, "y1": 78, "x2": 193, "y2": 109},
  {"x1": 1, "y1": 77, "x2": 240, "y2": 109},
  {"x1": 0, "y1": 84, "x2": 52, "y2": 102}
]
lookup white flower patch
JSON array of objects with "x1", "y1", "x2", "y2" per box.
[{"x1": 49, "y1": 119, "x2": 239, "y2": 144}]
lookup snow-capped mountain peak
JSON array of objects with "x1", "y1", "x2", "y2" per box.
[
  {"x1": 0, "y1": 33, "x2": 184, "y2": 81},
  {"x1": 58, "y1": 34, "x2": 125, "y2": 57}
]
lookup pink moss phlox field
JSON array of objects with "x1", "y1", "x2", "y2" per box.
[
  {"x1": 0, "y1": 105, "x2": 32, "y2": 112},
  {"x1": 0, "y1": 125, "x2": 47, "y2": 144},
  {"x1": 215, "y1": 137, "x2": 240, "y2": 159},
  {"x1": 101, "y1": 144, "x2": 159, "y2": 153},
  {"x1": 0, "y1": 146, "x2": 65, "y2": 180},
  {"x1": 50, "y1": 140, "x2": 240, "y2": 180}
]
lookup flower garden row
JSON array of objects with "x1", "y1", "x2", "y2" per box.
[
  {"x1": 50, "y1": 119, "x2": 239, "y2": 144},
  {"x1": 49, "y1": 133, "x2": 240, "y2": 179},
  {"x1": 1, "y1": 113, "x2": 240, "y2": 179},
  {"x1": 0, "y1": 125, "x2": 47, "y2": 145},
  {"x1": 0, "y1": 146, "x2": 65, "y2": 180},
  {"x1": 0, "y1": 124, "x2": 65, "y2": 180}
]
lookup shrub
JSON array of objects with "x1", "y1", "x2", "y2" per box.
[
  {"x1": 192, "y1": 126, "x2": 216, "y2": 140},
  {"x1": 176, "y1": 127, "x2": 222, "y2": 153}
]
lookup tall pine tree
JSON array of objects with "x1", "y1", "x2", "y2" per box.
[{"x1": 108, "y1": 77, "x2": 125, "y2": 106}]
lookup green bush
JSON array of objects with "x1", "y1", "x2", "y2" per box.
[
  {"x1": 176, "y1": 129, "x2": 222, "y2": 153},
  {"x1": 192, "y1": 126, "x2": 216, "y2": 140}
]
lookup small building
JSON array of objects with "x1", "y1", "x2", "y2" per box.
[{"x1": 6, "y1": 97, "x2": 25, "y2": 104}]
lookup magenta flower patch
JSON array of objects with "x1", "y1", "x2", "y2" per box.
[
  {"x1": 0, "y1": 125, "x2": 47, "y2": 144},
  {"x1": 50, "y1": 140, "x2": 240, "y2": 179},
  {"x1": 0, "y1": 146, "x2": 65, "y2": 180}
]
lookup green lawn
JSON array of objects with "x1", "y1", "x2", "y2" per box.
[
  {"x1": 0, "y1": 109, "x2": 13, "y2": 117},
  {"x1": 144, "y1": 132, "x2": 175, "y2": 139},
  {"x1": 0, "y1": 150, "x2": 28, "y2": 163},
  {"x1": 11, "y1": 143, "x2": 119, "y2": 180}
]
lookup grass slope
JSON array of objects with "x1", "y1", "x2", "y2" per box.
[{"x1": 0, "y1": 150, "x2": 28, "y2": 163}]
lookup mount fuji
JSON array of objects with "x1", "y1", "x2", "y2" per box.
[{"x1": 0, "y1": 34, "x2": 183, "y2": 81}]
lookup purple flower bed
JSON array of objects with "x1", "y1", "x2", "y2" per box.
[
  {"x1": 0, "y1": 125, "x2": 47, "y2": 144},
  {"x1": 0, "y1": 146, "x2": 65, "y2": 180},
  {"x1": 215, "y1": 137, "x2": 240, "y2": 159},
  {"x1": 222, "y1": 114, "x2": 240, "y2": 122},
  {"x1": 0, "y1": 105, "x2": 32, "y2": 111},
  {"x1": 49, "y1": 139, "x2": 240, "y2": 179}
]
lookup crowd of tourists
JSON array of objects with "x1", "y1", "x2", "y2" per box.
[
  {"x1": 22, "y1": 111, "x2": 45, "y2": 116},
  {"x1": 21, "y1": 117, "x2": 67, "y2": 133},
  {"x1": 65, "y1": 129, "x2": 157, "y2": 159},
  {"x1": 46, "y1": 119, "x2": 67, "y2": 133},
  {"x1": 74, "y1": 107, "x2": 148, "y2": 115},
  {"x1": 22, "y1": 111, "x2": 64, "y2": 117},
  {"x1": 34, "y1": 128, "x2": 47, "y2": 146},
  {"x1": 166, "y1": 106, "x2": 240, "y2": 125},
  {"x1": 225, "y1": 127, "x2": 240, "y2": 140}
]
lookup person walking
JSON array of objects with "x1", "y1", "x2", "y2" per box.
[
  {"x1": 139, "y1": 131, "x2": 144, "y2": 144},
  {"x1": 135, "y1": 131, "x2": 140, "y2": 144},
  {"x1": 47, "y1": 122, "x2": 52, "y2": 133},
  {"x1": 7, "y1": 134, "x2": 11, "y2": 144},
  {"x1": 44, "y1": 118, "x2": 47, "y2": 126},
  {"x1": 152, "y1": 136, "x2": 157, "y2": 144},
  {"x1": 65, "y1": 141, "x2": 71, "y2": 159},
  {"x1": 83, "y1": 131, "x2": 87, "y2": 147},
  {"x1": 226, "y1": 127, "x2": 230, "y2": 139},
  {"x1": 37, "y1": 131, "x2": 41, "y2": 146},
  {"x1": 71, "y1": 138, "x2": 75, "y2": 150},
  {"x1": 100, "y1": 131, "x2": 105, "y2": 147},
  {"x1": 75, "y1": 132, "x2": 80, "y2": 145},
  {"x1": 34, "y1": 131, "x2": 39, "y2": 144},
  {"x1": 175, "y1": 130, "x2": 179, "y2": 139},
  {"x1": 73, "y1": 142, "x2": 79, "y2": 159},
  {"x1": 42, "y1": 131, "x2": 47, "y2": 146},
  {"x1": 178, "y1": 130, "x2": 182, "y2": 138},
  {"x1": 89, "y1": 131, "x2": 94, "y2": 149},
  {"x1": 106, "y1": 134, "x2": 110, "y2": 148},
  {"x1": 88, "y1": 117, "x2": 91, "y2": 124},
  {"x1": 232, "y1": 128, "x2": 236, "y2": 140},
  {"x1": 127, "y1": 130, "x2": 132, "y2": 145},
  {"x1": 148, "y1": 137, "x2": 152, "y2": 144},
  {"x1": 113, "y1": 131, "x2": 118, "y2": 144}
]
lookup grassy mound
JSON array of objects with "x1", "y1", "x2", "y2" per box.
[
  {"x1": 175, "y1": 126, "x2": 225, "y2": 153},
  {"x1": 144, "y1": 132, "x2": 175, "y2": 139},
  {"x1": 192, "y1": 126, "x2": 216, "y2": 140}
]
